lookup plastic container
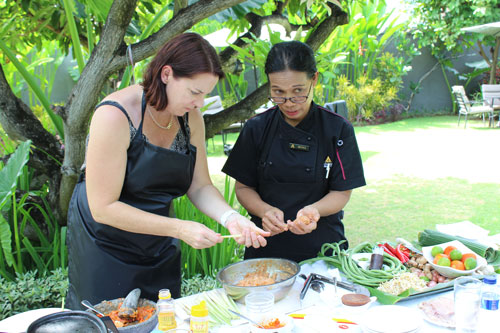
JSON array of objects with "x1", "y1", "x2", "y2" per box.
[
  {"x1": 481, "y1": 276, "x2": 499, "y2": 310},
  {"x1": 479, "y1": 276, "x2": 499, "y2": 332},
  {"x1": 245, "y1": 291, "x2": 274, "y2": 324},
  {"x1": 157, "y1": 289, "x2": 177, "y2": 332},
  {"x1": 369, "y1": 247, "x2": 384, "y2": 270},
  {"x1": 190, "y1": 301, "x2": 209, "y2": 333}
]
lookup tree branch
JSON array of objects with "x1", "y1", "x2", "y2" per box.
[
  {"x1": 174, "y1": 0, "x2": 188, "y2": 15},
  {"x1": 305, "y1": 3, "x2": 348, "y2": 52},
  {"x1": 108, "y1": 0, "x2": 246, "y2": 72},
  {"x1": 0, "y1": 63, "x2": 64, "y2": 212}
]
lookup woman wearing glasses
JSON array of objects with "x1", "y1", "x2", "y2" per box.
[{"x1": 222, "y1": 41, "x2": 365, "y2": 262}]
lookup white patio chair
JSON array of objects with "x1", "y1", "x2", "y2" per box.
[
  {"x1": 451, "y1": 85, "x2": 494, "y2": 128},
  {"x1": 481, "y1": 84, "x2": 500, "y2": 126}
]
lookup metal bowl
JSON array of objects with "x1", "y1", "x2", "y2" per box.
[
  {"x1": 217, "y1": 258, "x2": 300, "y2": 303},
  {"x1": 91, "y1": 298, "x2": 158, "y2": 333}
]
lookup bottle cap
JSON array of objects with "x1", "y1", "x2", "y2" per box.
[
  {"x1": 158, "y1": 288, "x2": 172, "y2": 299},
  {"x1": 483, "y1": 276, "x2": 497, "y2": 285},
  {"x1": 191, "y1": 301, "x2": 208, "y2": 317}
]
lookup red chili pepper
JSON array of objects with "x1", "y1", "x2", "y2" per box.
[
  {"x1": 384, "y1": 243, "x2": 398, "y2": 256},
  {"x1": 377, "y1": 243, "x2": 398, "y2": 258},
  {"x1": 399, "y1": 244, "x2": 411, "y2": 256},
  {"x1": 396, "y1": 243, "x2": 410, "y2": 263}
]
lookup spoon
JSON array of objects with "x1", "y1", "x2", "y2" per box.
[
  {"x1": 81, "y1": 300, "x2": 105, "y2": 317},
  {"x1": 227, "y1": 309, "x2": 266, "y2": 329}
]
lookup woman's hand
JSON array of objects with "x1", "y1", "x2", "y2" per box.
[
  {"x1": 225, "y1": 214, "x2": 270, "y2": 248},
  {"x1": 179, "y1": 221, "x2": 223, "y2": 249},
  {"x1": 261, "y1": 207, "x2": 288, "y2": 236},
  {"x1": 286, "y1": 205, "x2": 319, "y2": 235}
]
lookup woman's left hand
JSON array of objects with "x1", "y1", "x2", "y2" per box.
[
  {"x1": 225, "y1": 214, "x2": 270, "y2": 248},
  {"x1": 286, "y1": 205, "x2": 319, "y2": 235}
]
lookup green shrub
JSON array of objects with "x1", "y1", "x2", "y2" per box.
[
  {"x1": 336, "y1": 75, "x2": 397, "y2": 122},
  {"x1": 181, "y1": 274, "x2": 220, "y2": 297},
  {"x1": 0, "y1": 268, "x2": 68, "y2": 320}
]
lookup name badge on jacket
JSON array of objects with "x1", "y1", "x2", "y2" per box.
[{"x1": 289, "y1": 143, "x2": 310, "y2": 151}]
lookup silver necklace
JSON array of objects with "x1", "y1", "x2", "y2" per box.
[{"x1": 147, "y1": 107, "x2": 173, "y2": 130}]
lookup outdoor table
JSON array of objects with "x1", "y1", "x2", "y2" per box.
[
  {"x1": 1, "y1": 262, "x2": 494, "y2": 332},
  {"x1": 171, "y1": 262, "x2": 459, "y2": 333}
]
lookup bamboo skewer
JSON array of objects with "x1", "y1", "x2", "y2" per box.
[{"x1": 221, "y1": 234, "x2": 242, "y2": 239}]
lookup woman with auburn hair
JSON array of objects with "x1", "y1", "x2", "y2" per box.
[{"x1": 66, "y1": 33, "x2": 269, "y2": 309}]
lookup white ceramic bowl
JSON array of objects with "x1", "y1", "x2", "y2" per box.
[
  {"x1": 249, "y1": 313, "x2": 294, "y2": 333},
  {"x1": 422, "y1": 240, "x2": 487, "y2": 278}
]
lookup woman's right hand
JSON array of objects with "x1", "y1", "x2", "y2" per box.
[
  {"x1": 225, "y1": 214, "x2": 270, "y2": 248},
  {"x1": 261, "y1": 207, "x2": 288, "y2": 236},
  {"x1": 179, "y1": 221, "x2": 223, "y2": 249}
]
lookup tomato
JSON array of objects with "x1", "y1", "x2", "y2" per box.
[
  {"x1": 461, "y1": 253, "x2": 477, "y2": 264},
  {"x1": 434, "y1": 253, "x2": 450, "y2": 260},
  {"x1": 451, "y1": 260, "x2": 465, "y2": 270},
  {"x1": 444, "y1": 246, "x2": 457, "y2": 256}
]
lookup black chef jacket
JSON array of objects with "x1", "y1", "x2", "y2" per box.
[{"x1": 222, "y1": 102, "x2": 365, "y2": 262}]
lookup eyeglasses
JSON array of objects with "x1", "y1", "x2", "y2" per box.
[{"x1": 268, "y1": 83, "x2": 313, "y2": 104}]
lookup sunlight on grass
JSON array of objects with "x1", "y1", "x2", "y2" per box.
[{"x1": 345, "y1": 175, "x2": 500, "y2": 246}]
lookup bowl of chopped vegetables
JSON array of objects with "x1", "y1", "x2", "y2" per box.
[
  {"x1": 217, "y1": 258, "x2": 300, "y2": 303},
  {"x1": 91, "y1": 298, "x2": 157, "y2": 333}
]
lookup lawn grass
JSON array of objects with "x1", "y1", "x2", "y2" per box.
[{"x1": 207, "y1": 115, "x2": 500, "y2": 248}]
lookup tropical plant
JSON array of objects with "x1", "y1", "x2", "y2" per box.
[
  {"x1": 335, "y1": 75, "x2": 397, "y2": 122},
  {"x1": 0, "y1": 140, "x2": 67, "y2": 281}
]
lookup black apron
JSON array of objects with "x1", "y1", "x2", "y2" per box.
[
  {"x1": 66, "y1": 96, "x2": 196, "y2": 309},
  {"x1": 244, "y1": 108, "x2": 347, "y2": 262}
]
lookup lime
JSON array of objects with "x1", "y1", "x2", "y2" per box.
[
  {"x1": 449, "y1": 249, "x2": 462, "y2": 261},
  {"x1": 437, "y1": 257, "x2": 451, "y2": 267},
  {"x1": 464, "y1": 257, "x2": 477, "y2": 270},
  {"x1": 431, "y1": 246, "x2": 444, "y2": 257}
]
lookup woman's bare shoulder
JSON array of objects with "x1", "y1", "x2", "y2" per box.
[{"x1": 98, "y1": 85, "x2": 143, "y2": 126}]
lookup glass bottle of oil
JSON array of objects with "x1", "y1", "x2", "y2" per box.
[{"x1": 157, "y1": 289, "x2": 177, "y2": 331}]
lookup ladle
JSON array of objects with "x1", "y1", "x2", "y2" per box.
[{"x1": 228, "y1": 309, "x2": 266, "y2": 329}]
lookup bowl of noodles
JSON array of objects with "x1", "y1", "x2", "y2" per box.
[
  {"x1": 90, "y1": 298, "x2": 157, "y2": 333},
  {"x1": 216, "y1": 258, "x2": 300, "y2": 303}
]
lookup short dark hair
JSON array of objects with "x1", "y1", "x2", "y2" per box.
[
  {"x1": 265, "y1": 41, "x2": 317, "y2": 78},
  {"x1": 142, "y1": 33, "x2": 225, "y2": 111}
]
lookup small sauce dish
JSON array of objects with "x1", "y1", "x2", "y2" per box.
[{"x1": 249, "y1": 313, "x2": 294, "y2": 333}]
